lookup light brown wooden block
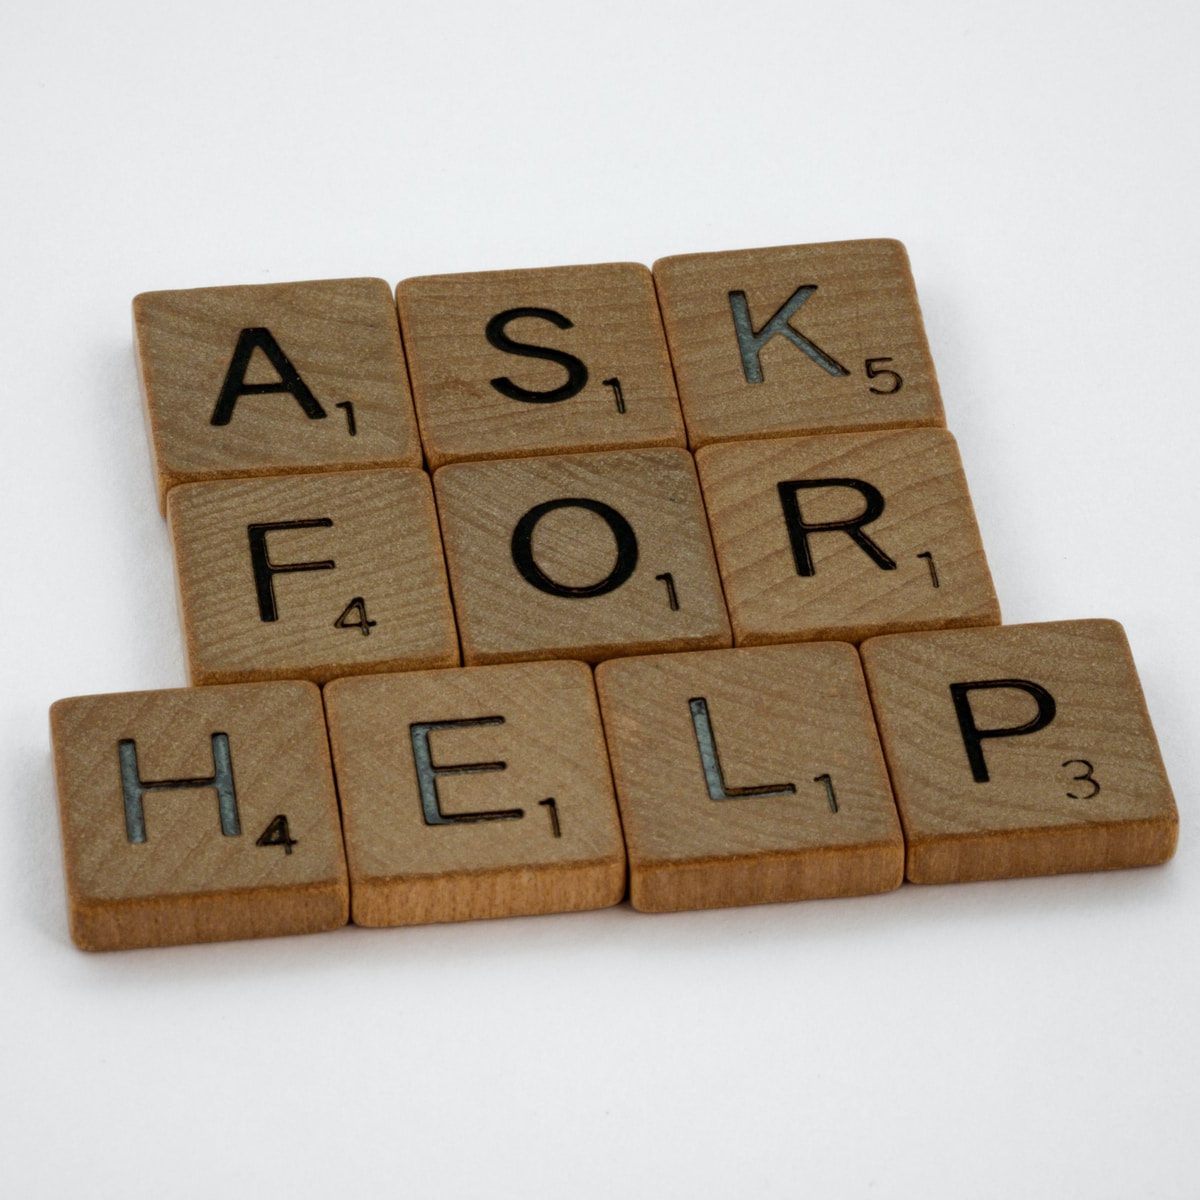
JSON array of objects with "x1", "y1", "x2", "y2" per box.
[
  {"x1": 134, "y1": 278, "x2": 422, "y2": 511},
  {"x1": 49, "y1": 681, "x2": 348, "y2": 951},
  {"x1": 397, "y1": 263, "x2": 685, "y2": 468},
  {"x1": 324, "y1": 660, "x2": 626, "y2": 925},
  {"x1": 860, "y1": 620, "x2": 1179, "y2": 883},
  {"x1": 168, "y1": 468, "x2": 458, "y2": 685},
  {"x1": 433, "y1": 447, "x2": 731, "y2": 664},
  {"x1": 595, "y1": 642, "x2": 903, "y2": 912},
  {"x1": 695, "y1": 429, "x2": 1000, "y2": 645},
  {"x1": 654, "y1": 239, "x2": 944, "y2": 447}
]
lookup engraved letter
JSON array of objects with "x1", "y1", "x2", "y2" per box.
[
  {"x1": 486, "y1": 307, "x2": 589, "y2": 404},
  {"x1": 247, "y1": 519, "x2": 336, "y2": 622},
  {"x1": 949, "y1": 679, "x2": 1058, "y2": 783},
  {"x1": 118, "y1": 733, "x2": 240, "y2": 844},
  {"x1": 210, "y1": 328, "x2": 327, "y2": 426},
  {"x1": 728, "y1": 286, "x2": 848, "y2": 383},
  {"x1": 511, "y1": 497, "x2": 638, "y2": 598},
  {"x1": 777, "y1": 478, "x2": 897, "y2": 576},
  {"x1": 409, "y1": 716, "x2": 525, "y2": 826},
  {"x1": 688, "y1": 697, "x2": 796, "y2": 801}
]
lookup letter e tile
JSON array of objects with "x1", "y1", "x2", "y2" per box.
[{"x1": 324, "y1": 661, "x2": 626, "y2": 925}]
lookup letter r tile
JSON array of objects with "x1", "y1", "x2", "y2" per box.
[
  {"x1": 595, "y1": 643, "x2": 903, "y2": 911},
  {"x1": 134, "y1": 278, "x2": 422, "y2": 512},
  {"x1": 50, "y1": 682, "x2": 348, "y2": 950},
  {"x1": 860, "y1": 620, "x2": 1179, "y2": 883},
  {"x1": 653, "y1": 239, "x2": 944, "y2": 447},
  {"x1": 168, "y1": 468, "x2": 458, "y2": 685},
  {"x1": 324, "y1": 661, "x2": 626, "y2": 925},
  {"x1": 695, "y1": 429, "x2": 1000, "y2": 645}
]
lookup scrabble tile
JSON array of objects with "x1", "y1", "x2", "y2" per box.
[
  {"x1": 397, "y1": 263, "x2": 685, "y2": 468},
  {"x1": 654, "y1": 239, "x2": 944, "y2": 447},
  {"x1": 324, "y1": 660, "x2": 626, "y2": 925},
  {"x1": 695, "y1": 429, "x2": 1000, "y2": 645},
  {"x1": 168, "y1": 468, "x2": 458, "y2": 685},
  {"x1": 433, "y1": 448, "x2": 731, "y2": 664},
  {"x1": 860, "y1": 620, "x2": 1179, "y2": 883},
  {"x1": 49, "y1": 681, "x2": 348, "y2": 950},
  {"x1": 134, "y1": 278, "x2": 421, "y2": 511},
  {"x1": 595, "y1": 642, "x2": 903, "y2": 912}
]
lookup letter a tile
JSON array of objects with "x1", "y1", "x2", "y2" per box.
[
  {"x1": 134, "y1": 278, "x2": 422, "y2": 511},
  {"x1": 696, "y1": 429, "x2": 1000, "y2": 645},
  {"x1": 398, "y1": 263, "x2": 685, "y2": 468},
  {"x1": 324, "y1": 661, "x2": 626, "y2": 925},
  {"x1": 168, "y1": 468, "x2": 458, "y2": 684},
  {"x1": 596, "y1": 643, "x2": 903, "y2": 911},
  {"x1": 654, "y1": 240, "x2": 944, "y2": 447},
  {"x1": 50, "y1": 682, "x2": 348, "y2": 950},
  {"x1": 434, "y1": 448, "x2": 731, "y2": 664},
  {"x1": 860, "y1": 620, "x2": 1179, "y2": 883}
]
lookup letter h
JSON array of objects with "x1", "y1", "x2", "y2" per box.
[{"x1": 117, "y1": 733, "x2": 241, "y2": 844}]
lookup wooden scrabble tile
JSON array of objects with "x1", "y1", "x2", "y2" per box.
[
  {"x1": 595, "y1": 642, "x2": 903, "y2": 912},
  {"x1": 695, "y1": 429, "x2": 1000, "y2": 645},
  {"x1": 49, "y1": 681, "x2": 348, "y2": 950},
  {"x1": 433, "y1": 448, "x2": 731, "y2": 664},
  {"x1": 324, "y1": 660, "x2": 626, "y2": 925},
  {"x1": 397, "y1": 263, "x2": 684, "y2": 469},
  {"x1": 860, "y1": 620, "x2": 1179, "y2": 883},
  {"x1": 168, "y1": 468, "x2": 458, "y2": 685},
  {"x1": 134, "y1": 278, "x2": 422, "y2": 511},
  {"x1": 654, "y1": 239, "x2": 944, "y2": 447}
]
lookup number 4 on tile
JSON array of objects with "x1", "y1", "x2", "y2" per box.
[
  {"x1": 256, "y1": 814, "x2": 298, "y2": 854},
  {"x1": 335, "y1": 597, "x2": 376, "y2": 636}
]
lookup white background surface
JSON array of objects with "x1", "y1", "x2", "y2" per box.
[{"x1": 2, "y1": 2, "x2": 1197, "y2": 1196}]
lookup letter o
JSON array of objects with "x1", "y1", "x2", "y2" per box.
[{"x1": 510, "y1": 497, "x2": 639, "y2": 598}]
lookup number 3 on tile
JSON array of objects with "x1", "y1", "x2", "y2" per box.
[
  {"x1": 335, "y1": 596, "x2": 377, "y2": 636},
  {"x1": 1062, "y1": 759, "x2": 1100, "y2": 800}
]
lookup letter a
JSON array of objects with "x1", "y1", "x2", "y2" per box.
[{"x1": 210, "y1": 327, "x2": 327, "y2": 426}]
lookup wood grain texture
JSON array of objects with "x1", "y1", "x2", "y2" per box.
[
  {"x1": 653, "y1": 239, "x2": 944, "y2": 448},
  {"x1": 134, "y1": 278, "x2": 421, "y2": 512},
  {"x1": 168, "y1": 468, "x2": 458, "y2": 685},
  {"x1": 860, "y1": 620, "x2": 1179, "y2": 883},
  {"x1": 324, "y1": 660, "x2": 626, "y2": 925},
  {"x1": 595, "y1": 642, "x2": 903, "y2": 912},
  {"x1": 397, "y1": 263, "x2": 685, "y2": 468},
  {"x1": 695, "y1": 429, "x2": 1000, "y2": 645},
  {"x1": 433, "y1": 447, "x2": 731, "y2": 664},
  {"x1": 50, "y1": 682, "x2": 348, "y2": 950}
]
